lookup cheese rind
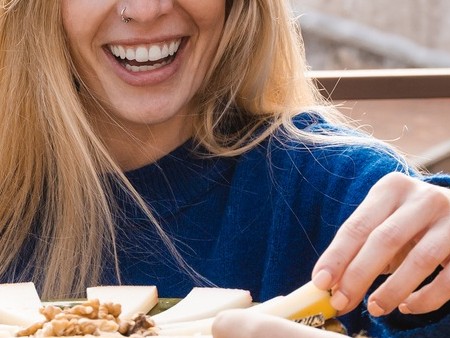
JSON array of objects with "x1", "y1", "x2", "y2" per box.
[
  {"x1": 247, "y1": 281, "x2": 336, "y2": 320},
  {"x1": 86, "y1": 285, "x2": 158, "y2": 320}
]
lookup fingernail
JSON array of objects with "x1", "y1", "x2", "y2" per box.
[
  {"x1": 331, "y1": 290, "x2": 350, "y2": 311},
  {"x1": 399, "y1": 303, "x2": 412, "y2": 314},
  {"x1": 368, "y1": 300, "x2": 385, "y2": 317},
  {"x1": 312, "y1": 270, "x2": 333, "y2": 290}
]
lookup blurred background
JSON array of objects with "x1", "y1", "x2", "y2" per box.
[
  {"x1": 290, "y1": 0, "x2": 450, "y2": 70},
  {"x1": 289, "y1": 0, "x2": 450, "y2": 173}
]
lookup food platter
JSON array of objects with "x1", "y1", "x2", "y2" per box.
[
  {"x1": 151, "y1": 299, "x2": 347, "y2": 334},
  {"x1": 1, "y1": 283, "x2": 347, "y2": 336},
  {"x1": 44, "y1": 298, "x2": 347, "y2": 335}
]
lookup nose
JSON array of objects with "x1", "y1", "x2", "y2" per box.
[{"x1": 119, "y1": 0, "x2": 174, "y2": 24}]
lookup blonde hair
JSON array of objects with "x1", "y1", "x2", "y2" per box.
[
  {"x1": 0, "y1": 0, "x2": 392, "y2": 299},
  {"x1": 193, "y1": 0, "x2": 349, "y2": 156},
  {"x1": 0, "y1": 0, "x2": 120, "y2": 298}
]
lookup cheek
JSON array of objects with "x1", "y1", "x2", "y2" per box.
[
  {"x1": 61, "y1": 1, "x2": 107, "y2": 47},
  {"x1": 61, "y1": 5, "x2": 87, "y2": 60},
  {"x1": 206, "y1": 4, "x2": 226, "y2": 29},
  {"x1": 61, "y1": 0, "x2": 82, "y2": 38},
  {"x1": 60, "y1": 2, "x2": 106, "y2": 77},
  {"x1": 183, "y1": 0, "x2": 226, "y2": 30},
  {"x1": 196, "y1": 6, "x2": 226, "y2": 54}
]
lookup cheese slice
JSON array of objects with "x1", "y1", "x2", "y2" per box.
[
  {"x1": 86, "y1": 285, "x2": 158, "y2": 320},
  {"x1": 157, "y1": 317, "x2": 215, "y2": 336},
  {"x1": 152, "y1": 287, "x2": 252, "y2": 325},
  {"x1": 157, "y1": 282, "x2": 335, "y2": 335},
  {"x1": 0, "y1": 282, "x2": 45, "y2": 327},
  {"x1": 0, "y1": 324, "x2": 21, "y2": 337},
  {"x1": 248, "y1": 281, "x2": 336, "y2": 320}
]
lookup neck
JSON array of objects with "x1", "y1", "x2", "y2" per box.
[{"x1": 95, "y1": 112, "x2": 194, "y2": 172}]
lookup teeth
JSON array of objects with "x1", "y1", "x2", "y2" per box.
[
  {"x1": 126, "y1": 48, "x2": 135, "y2": 60},
  {"x1": 109, "y1": 39, "x2": 181, "y2": 63},
  {"x1": 118, "y1": 46, "x2": 126, "y2": 59},
  {"x1": 148, "y1": 45, "x2": 161, "y2": 61},
  {"x1": 124, "y1": 60, "x2": 170, "y2": 73}
]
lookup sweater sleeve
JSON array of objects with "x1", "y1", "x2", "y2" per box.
[
  {"x1": 368, "y1": 299, "x2": 450, "y2": 337},
  {"x1": 334, "y1": 163, "x2": 450, "y2": 336},
  {"x1": 278, "y1": 114, "x2": 450, "y2": 336},
  {"x1": 366, "y1": 173, "x2": 450, "y2": 337}
]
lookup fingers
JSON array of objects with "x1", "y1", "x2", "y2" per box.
[
  {"x1": 312, "y1": 173, "x2": 401, "y2": 290},
  {"x1": 212, "y1": 310, "x2": 348, "y2": 338},
  {"x1": 329, "y1": 205, "x2": 433, "y2": 314},
  {"x1": 312, "y1": 172, "x2": 450, "y2": 316},
  {"x1": 369, "y1": 218, "x2": 450, "y2": 315},
  {"x1": 399, "y1": 263, "x2": 450, "y2": 314}
]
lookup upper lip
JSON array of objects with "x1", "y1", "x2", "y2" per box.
[{"x1": 108, "y1": 38, "x2": 183, "y2": 62}]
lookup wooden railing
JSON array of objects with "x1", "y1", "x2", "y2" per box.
[
  {"x1": 308, "y1": 68, "x2": 450, "y2": 172},
  {"x1": 309, "y1": 68, "x2": 450, "y2": 100}
]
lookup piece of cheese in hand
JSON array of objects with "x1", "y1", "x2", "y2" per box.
[
  {"x1": 152, "y1": 287, "x2": 253, "y2": 326},
  {"x1": 86, "y1": 285, "x2": 158, "y2": 320},
  {"x1": 248, "y1": 281, "x2": 336, "y2": 320},
  {"x1": 0, "y1": 282, "x2": 45, "y2": 327}
]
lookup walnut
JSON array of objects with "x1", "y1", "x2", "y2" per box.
[
  {"x1": 16, "y1": 321, "x2": 44, "y2": 337},
  {"x1": 54, "y1": 313, "x2": 83, "y2": 321},
  {"x1": 40, "y1": 322, "x2": 57, "y2": 337},
  {"x1": 16, "y1": 299, "x2": 154, "y2": 337},
  {"x1": 131, "y1": 313, "x2": 155, "y2": 330},
  {"x1": 122, "y1": 313, "x2": 157, "y2": 336},
  {"x1": 67, "y1": 299, "x2": 100, "y2": 319},
  {"x1": 99, "y1": 302, "x2": 122, "y2": 321},
  {"x1": 95, "y1": 319, "x2": 120, "y2": 332},
  {"x1": 77, "y1": 318, "x2": 99, "y2": 336},
  {"x1": 40, "y1": 305, "x2": 63, "y2": 321},
  {"x1": 49, "y1": 319, "x2": 72, "y2": 336},
  {"x1": 118, "y1": 320, "x2": 133, "y2": 335}
]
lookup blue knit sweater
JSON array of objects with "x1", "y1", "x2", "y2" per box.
[{"x1": 109, "y1": 113, "x2": 450, "y2": 337}]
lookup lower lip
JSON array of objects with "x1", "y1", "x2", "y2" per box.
[{"x1": 104, "y1": 39, "x2": 187, "y2": 87}]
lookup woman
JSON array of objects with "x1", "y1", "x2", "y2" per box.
[{"x1": 0, "y1": 0, "x2": 448, "y2": 337}]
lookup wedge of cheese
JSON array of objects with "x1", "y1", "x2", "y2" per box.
[
  {"x1": 249, "y1": 281, "x2": 336, "y2": 321},
  {"x1": 0, "y1": 282, "x2": 45, "y2": 327},
  {"x1": 152, "y1": 287, "x2": 252, "y2": 326},
  {"x1": 157, "y1": 282, "x2": 336, "y2": 335},
  {"x1": 86, "y1": 285, "x2": 158, "y2": 320}
]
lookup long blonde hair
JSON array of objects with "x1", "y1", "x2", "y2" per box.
[
  {"x1": 0, "y1": 0, "x2": 121, "y2": 298},
  {"x1": 0, "y1": 0, "x2": 371, "y2": 299},
  {"x1": 194, "y1": 0, "x2": 349, "y2": 155}
]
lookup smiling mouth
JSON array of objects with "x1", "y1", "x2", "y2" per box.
[{"x1": 108, "y1": 38, "x2": 182, "y2": 72}]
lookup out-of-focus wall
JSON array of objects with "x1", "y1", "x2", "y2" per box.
[{"x1": 290, "y1": 0, "x2": 450, "y2": 70}]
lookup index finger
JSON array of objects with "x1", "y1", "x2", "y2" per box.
[{"x1": 311, "y1": 174, "x2": 401, "y2": 290}]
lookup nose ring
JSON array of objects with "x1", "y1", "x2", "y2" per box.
[{"x1": 121, "y1": 7, "x2": 132, "y2": 23}]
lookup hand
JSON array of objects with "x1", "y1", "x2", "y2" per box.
[
  {"x1": 212, "y1": 309, "x2": 348, "y2": 338},
  {"x1": 312, "y1": 172, "x2": 450, "y2": 317}
]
